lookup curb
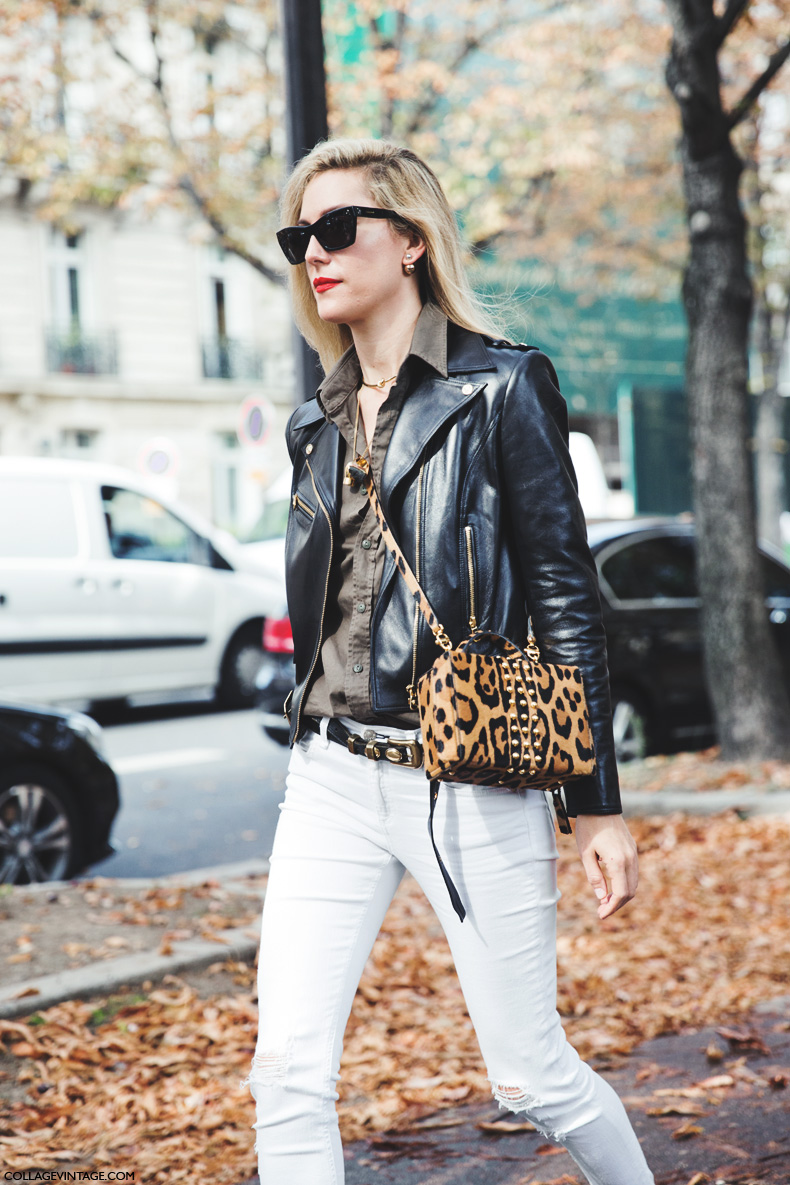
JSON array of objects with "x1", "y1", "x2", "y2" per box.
[
  {"x1": 0, "y1": 925, "x2": 260, "y2": 1020},
  {"x1": 9, "y1": 856, "x2": 271, "y2": 895},
  {"x1": 0, "y1": 857, "x2": 270, "y2": 1021},
  {"x1": 620, "y1": 787, "x2": 790, "y2": 816}
]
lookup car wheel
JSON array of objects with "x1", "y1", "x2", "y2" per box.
[
  {"x1": 611, "y1": 693, "x2": 649, "y2": 763},
  {"x1": 0, "y1": 765, "x2": 84, "y2": 885},
  {"x1": 217, "y1": 624, "x2": 265, "y2": 709}
]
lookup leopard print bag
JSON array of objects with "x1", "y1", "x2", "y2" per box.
[{"x1": 355, "y1": 463, "x2": 596, "y2": 802}]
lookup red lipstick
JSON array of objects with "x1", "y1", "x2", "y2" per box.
[{"x1": 314, "y1": 277, "x2": 341, "y2": 293}]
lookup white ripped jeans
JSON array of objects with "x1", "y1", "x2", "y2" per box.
[{"x1": 244, "y1": 719, "x2": 654, "y2": 1185}]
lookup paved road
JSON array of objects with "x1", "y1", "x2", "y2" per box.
[{"x1": 83, "y1": 702, "x2": 290, "y2": 880}]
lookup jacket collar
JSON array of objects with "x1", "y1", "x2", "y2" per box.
[
  {"x1": 303, "y1": 311, "x2": 497, "y2": 515},
  {"x1": 316, "y1": 301, "x2": 450, "y2": 429},
  {"x1": 380, "y1": 321, "x2": 496, "y2": 505}
]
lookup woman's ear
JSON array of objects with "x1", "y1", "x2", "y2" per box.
[{"x1": 405, "y1": 233, "x2": 427, "y2": 264}]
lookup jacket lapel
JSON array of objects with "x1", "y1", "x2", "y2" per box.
[{"x1": 380, "y1": 328, "x2": 496, "y2": 507}]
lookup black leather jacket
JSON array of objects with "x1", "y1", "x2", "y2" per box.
[{"x1": 284, "y1": 323, "x2": 621, "y2": 815}]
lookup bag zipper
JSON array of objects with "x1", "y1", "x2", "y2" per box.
[
  {"x1": 294, "y1": 456, "x2": 333, "y2": 740},
  {"x1": 292, "y1": 492, "x2": 315, "y2": 518},
  {"x1": 464, "y1": 524, "x2": 478, "y2": 632},
  {"x1": 406, "y1": 460, "x2": 426, "y2": 710}
]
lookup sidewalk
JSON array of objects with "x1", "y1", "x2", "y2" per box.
[
  {"x1": 2, "y1": 785, "x2": 789, "y2": 1021},
  {"x1": 336, "y1": 996, "x2": 790, "y2": 1184},
  {"x1": 2, "y1": 784, "x2": 789, "y2": 1183}
]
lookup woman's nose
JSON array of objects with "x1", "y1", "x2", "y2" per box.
[{"x1": 305, "y1": 235, "x2": 330, "y2": 266}]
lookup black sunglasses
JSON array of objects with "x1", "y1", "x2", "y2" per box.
[{"x1": 276, "y1": 206, "x2": 400, "y2": 265}]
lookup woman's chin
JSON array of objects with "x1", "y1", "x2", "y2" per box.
[{"x1": 314, "y1": 302, "x2": 353, "y2": 326}]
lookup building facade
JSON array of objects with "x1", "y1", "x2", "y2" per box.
[{"x1": 0, "y1": 201, "x2": 294, "y2": 534}]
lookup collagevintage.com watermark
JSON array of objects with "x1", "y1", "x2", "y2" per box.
[{"x1": 4, "y1": 1175, "x2": 136, "y2": 1182}]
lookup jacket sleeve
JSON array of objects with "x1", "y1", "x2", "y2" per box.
[{"x1": 500, "y1": 349, "x2": 621, "y2": 815}]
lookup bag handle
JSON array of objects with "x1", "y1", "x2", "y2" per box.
[{"x1": 351, "y1": 460, "x2": 541, "y2": 662}]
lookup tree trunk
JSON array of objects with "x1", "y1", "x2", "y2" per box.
[
  {"x1": 665, "y1": 1, "x2": 790, "y2": 759},
  {"x1": 753, "y1": 299, "x2": 788, "y2": 550}
]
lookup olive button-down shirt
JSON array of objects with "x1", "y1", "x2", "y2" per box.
[{"x1": 301, "y1": 302, "x2": 449, "y2": 727}]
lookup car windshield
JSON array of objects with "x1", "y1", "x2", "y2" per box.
[{"x1": 245, "y1": 497, "x2": 290, "y2": 543}]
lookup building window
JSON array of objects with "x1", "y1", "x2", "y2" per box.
[
  {"x1": 60, "y1": 428, "x2": 100, "y2": 453},
  {"x1": 201, "y1": 251, "x2": 262, "y2": 381},
  {"x1": 46, "y1": 229, "x2": 117, "y2": 376}
]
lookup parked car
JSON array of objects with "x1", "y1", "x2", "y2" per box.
[
  {"x1": 591, "y1": 518, "x2": 790, "y2": 760},
  {"x1": 255, "y1": 614, "x2": 295, "y2": 745},
  {"x1": 0, "y1": 457, "x2": 284, "y2": 711},
  {"x1": 0, "y1": 701, "x2": 119, "y2": 884},
  {"x1": 255, "y1": 517, "x2": 790, "y2": 762}
]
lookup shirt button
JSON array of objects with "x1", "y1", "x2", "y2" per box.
[
  {"x1": 356, "y1": 601, "x2": 367, "y2": 613},
  {"x1": 361, "y1": 538, "x2": 372, "y2": 550},
  {"x1": 353, "y1": 662, "x2": 363, "y2": 673}
]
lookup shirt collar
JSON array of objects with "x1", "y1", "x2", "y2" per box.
[{"x1": 316, "y1": 302, "x2": 449, "y2": 428}]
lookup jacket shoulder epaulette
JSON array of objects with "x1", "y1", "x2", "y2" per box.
[{"x1": 482, "y1": 336, "x2": 538, "y2": 353}]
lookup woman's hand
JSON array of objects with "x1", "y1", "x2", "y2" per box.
[{"x1": 574, "y1": 814, "x2": 639, "y2": 920}]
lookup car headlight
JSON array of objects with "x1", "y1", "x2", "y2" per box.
[{"x1": 67, "y1": 711, "x2": 108, "y2": 761}]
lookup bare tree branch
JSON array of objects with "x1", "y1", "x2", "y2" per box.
[
  {"x1": 177, "y1": 175, "x2": 284, "y2": 284},
  {"x1": 401, "y1": 1, "x2": 569, "y2": 137},
  {"x1": 728, "y1": 38, "x2": 790, "y2": 129},
  {"x1": 104, "y1": 11, "x2": 282, "y2": 285},
  {"x1": 715, "y1": 0, "x2": 751, "y2": 49}
]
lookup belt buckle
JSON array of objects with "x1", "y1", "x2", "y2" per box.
[
  {"x1": 355, "y1": 734, "x2": 423, "y2": 768},
  {"x1": 384, "y1": 739, "x2": 423, "y2": 769}
]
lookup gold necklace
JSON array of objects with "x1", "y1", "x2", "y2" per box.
[
  {"x1": 360, "y1": 372, "x2": 397, "y2": 389},
  {"x1": 343, "y1": 395, "x2": 371, "y2": 488}
]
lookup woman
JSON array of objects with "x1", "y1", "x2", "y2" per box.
[{"x1": 243, "y1": 138, "x2": 654, "y2": 1185}]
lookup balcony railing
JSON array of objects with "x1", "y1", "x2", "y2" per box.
[
  {"x1": 202, "y1": 336, "x2": 263, "y2": 381},
  {"x1": 46, "y1": 329, "x2": 118, "y2": 376}
]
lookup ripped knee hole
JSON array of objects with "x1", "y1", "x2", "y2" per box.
[{"x1": 241, "y1": 1042, "x2": 292, "y2": 1089}]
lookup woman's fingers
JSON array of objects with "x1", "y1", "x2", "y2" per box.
[{"x1": 574, "y1": 813, "x2": 639, "y2": 920}]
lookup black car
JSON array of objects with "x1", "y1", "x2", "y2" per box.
[
  {"x1": 256, "y1": 519, "x2": 790, "y2": 763},
  {"x1": 589, "y1": 519, "x2": 790, "y2": 760},
  {"x1": 0, "y1": 702, "x2": 119, "y2": 884}
]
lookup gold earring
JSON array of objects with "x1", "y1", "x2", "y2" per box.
[{"x1": 403, "y1": 254, "x2": 416, "y2": 275}]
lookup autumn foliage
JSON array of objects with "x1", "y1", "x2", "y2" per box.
[{"x1": 2, "y1": 811, "x2": 790, "y2": 1181}]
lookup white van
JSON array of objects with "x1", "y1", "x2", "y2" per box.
[{"x1": 0, "y1": 457, "x2": 283, "y2": 710}]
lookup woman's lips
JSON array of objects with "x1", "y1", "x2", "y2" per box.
[{"x1": 314, "y1": 278, "x2": 341, "y2": 293}]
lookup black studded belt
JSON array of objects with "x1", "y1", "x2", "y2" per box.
[{"x1": 304, "y1": 716, "x2": 423, "y2": 769}]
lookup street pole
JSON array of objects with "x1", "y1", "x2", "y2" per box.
[{"x1": 280, "y1": 0, "x2": 329, "y2": 405}]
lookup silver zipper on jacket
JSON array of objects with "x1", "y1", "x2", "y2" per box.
[
  {"x1": 465, "y1": 524, "x2": 478, "y2": 632},
  {"x1": 406, "y1": 460, "x2": 426, "y2": 710},
  {"x1": 294, "y1": 456, "x2": 334, "y2": 740}
]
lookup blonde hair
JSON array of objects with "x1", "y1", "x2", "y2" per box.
[{"x1": 278, "y1": 138, "x2": 506, "y2": 374}]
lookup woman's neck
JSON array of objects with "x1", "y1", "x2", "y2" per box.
[{"x1": 350, "y1": 295, "x2": 423, "y2": 388}]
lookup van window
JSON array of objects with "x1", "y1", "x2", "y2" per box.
[
  {"x1": 0, "y1": 477, "x2": 80, "y2": 558},
  {"x1": 102, "y1": 486, "x2": 209, "y2": 565}
]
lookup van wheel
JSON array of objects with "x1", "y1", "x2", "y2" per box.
[
  {"x1": 0, "y1": 766, "x2": 83, "y2": 885},
  {"x1": 217, "y1": 624, "x2": 265, "y2": 709},
  {"x1": 611, "y1": 692, "x2": 650, "y2": 764}
]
